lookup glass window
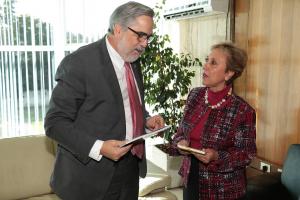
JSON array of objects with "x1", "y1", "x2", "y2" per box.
[{"x1": 0, "y1": 0, "x2": 156, "y2": 138}]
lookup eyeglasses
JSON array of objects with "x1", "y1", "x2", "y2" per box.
[{"x1": 127, "y1": 27, "x2": 154, "y2": 43}]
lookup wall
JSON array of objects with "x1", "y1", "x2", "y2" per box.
[
  {"x1": 235, "y1": 0, "x2": 300, "y2": 165},
  {"x1": 177, "y1": 13, "x2": 230, "y2": 87}
]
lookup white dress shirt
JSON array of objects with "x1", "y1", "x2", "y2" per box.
[{"x1": 89, "y1": 37, "x2": 141, "y2": 161}]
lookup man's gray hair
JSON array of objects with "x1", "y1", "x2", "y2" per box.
[{"x1": 108, "y1": 1, "x2": 154, "y2": 34}]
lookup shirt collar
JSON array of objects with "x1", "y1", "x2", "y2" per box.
[{"x1": 105, "y1": 36, "x2": 125, "y2": 70}]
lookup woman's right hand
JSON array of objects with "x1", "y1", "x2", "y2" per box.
[
  {"x1": 192, "y1": 148, "x2": 218, "y2": 164},
  {"x1": 177, "y1": 140, "x2": 190, "y2": 155}
]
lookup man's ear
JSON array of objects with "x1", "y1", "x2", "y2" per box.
[
  {"x1": 225, "y1": 70, "x2": 235, "y2": 81},
  {"x1": 114, "y1": 24, "x2": 122, "y2": 35}
]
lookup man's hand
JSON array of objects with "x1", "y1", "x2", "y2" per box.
[
  {"x1": 146, "y1": 115, "x2": 165, "y2": 131},
  {"x1": 100, "y1": 140, "x2": 132, "y2": 161}
]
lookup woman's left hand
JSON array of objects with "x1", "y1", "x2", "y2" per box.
[{"x1": 192, "y1": 148, "x2": 219, "y2": 164}]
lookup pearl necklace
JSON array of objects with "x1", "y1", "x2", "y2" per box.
[{"x1": 205, "y1": 88, "x2": 232, "y2": 109}]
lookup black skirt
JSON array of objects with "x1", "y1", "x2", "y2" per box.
[{"x1": 183, "y1": 155, "x2": 199, "y2": 200}]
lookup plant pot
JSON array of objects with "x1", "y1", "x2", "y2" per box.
[{"x1": 150, "y1": 144, "x2": 183, "y2": 189}]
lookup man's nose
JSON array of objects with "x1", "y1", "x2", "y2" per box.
[{"x1": 140, "y1": 39, "x2": 148, "y2": 48}]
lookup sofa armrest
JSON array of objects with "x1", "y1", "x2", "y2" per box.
[
  {"x1": 0, "y1": 135, "x2": 56, "y2": 200},
  {"x1": 139, "y1": 173, "x2": 171, "y2": 196}
]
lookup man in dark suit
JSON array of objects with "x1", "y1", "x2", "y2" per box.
[{"x1": 44, "y1": 2, "x2": 164, "y2": 200}]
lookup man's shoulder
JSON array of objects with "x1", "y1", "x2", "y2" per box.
[
  {"x1": 61, "y1": 37, "x2": 107, "y2": 64},
  {"x1": 56, "y1": 37, "x2": 107, "y2": 75},
  {"x1": 73, "y1": 38, "x2": 105, "y2": 56}
]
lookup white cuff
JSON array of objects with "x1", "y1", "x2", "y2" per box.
[{"x1": 89, "y1": 140, "x2": 103, "y2": 161}]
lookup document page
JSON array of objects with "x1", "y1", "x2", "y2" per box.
[{"x1": 120, "y1": 125, "x2": 171, "y2": 147}]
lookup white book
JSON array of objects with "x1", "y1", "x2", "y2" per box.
[{"x1": 177, "y1": 144, "x2": 206, "y2": 155}]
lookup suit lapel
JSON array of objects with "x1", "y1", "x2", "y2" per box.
[
  {"x1": 97, "y1": 38, "x2": 145, "y2": 122},
  {"x1": 97, "y1": 38, "x2": 124, "y2": 110}
]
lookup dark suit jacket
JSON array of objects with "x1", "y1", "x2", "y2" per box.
[{"x1": 44, "y1": 37, "x2": 148, "y2": 200}]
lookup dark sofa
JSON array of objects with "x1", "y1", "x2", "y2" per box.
[{"x1": 246, "y1": 144, "x2": 300, "y2": 200}]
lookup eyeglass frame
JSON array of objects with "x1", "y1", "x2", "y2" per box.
[{"x1": 127, "y1": 27, "x2": 154, "y2": 43}]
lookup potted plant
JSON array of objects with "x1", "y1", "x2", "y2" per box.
[
  {"x1": 140, "y1": 2, "x2": 201, "y2": 146},
  {"x1": 140, "y1": 1, "x2": 202, "y2": 188}
]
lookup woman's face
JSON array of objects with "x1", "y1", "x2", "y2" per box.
[{"x1": 202, "y1": 48, "x2": 234, "y2": 92}]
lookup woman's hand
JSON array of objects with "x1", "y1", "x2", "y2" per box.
[
  {"x1": 192, "y1": 148, "x2": 219, "y2": 164},
  {"x1": 177, "y1": 140, "x2": 190, "y2": 155}
]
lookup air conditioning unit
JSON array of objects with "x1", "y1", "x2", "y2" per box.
[{"x1": 163, "y1": 0, "x2": 230, "y2": 20}]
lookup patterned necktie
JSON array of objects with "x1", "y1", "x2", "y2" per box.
[{"x1": 124, "y1": 62, "x2": 144, "y2": 159}]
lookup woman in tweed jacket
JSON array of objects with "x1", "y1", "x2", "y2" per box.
[{"x1": 170, "y1": 43, "x2": 256, "y2": 200}]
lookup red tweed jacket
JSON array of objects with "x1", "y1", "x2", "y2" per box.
[{"x1": 170, "y1": 87, "x2": 257, "y2": 200}]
